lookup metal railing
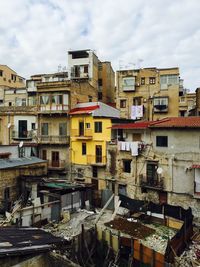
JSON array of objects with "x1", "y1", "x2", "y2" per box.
[
  {"x1": 71, "y1": 128, "x2": 93, "y2": 138},
  {"x1": 38, "y1": 104, "x2": 69, "y2": 112},
  {"x1": 47, "y1": 160, "x2": 66, "y2": 169},
  {"x1": 87, "y1": 155, "x2": 106, "y2": 165},
  {"x1": 140, "y1": 175, "x2": 164, "y2": 190},
  {"x1": 38, "y1": 135, "x2": 70, "y2": 144},
  {"x1": 12, "y1": 130, "x2": 34, "y2": 139}
]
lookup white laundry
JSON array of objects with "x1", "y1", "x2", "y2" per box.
[
  {"x1": 130, "y1": 142, "x2": 139, "y2": 156},
  {"x1": 125, "y1": 142, "x2": 130, "y2": 151}
]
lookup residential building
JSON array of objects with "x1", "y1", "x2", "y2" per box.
[
  {"x1": 107, "y1": 117, "x2": 200, "y2": 219},
  {"x1": 70, "y1": 102, "x2": 120, "y2": 191},
  {"x1": 36, "y1": 73, "x2": 98, "y2": 177},
  {"x1": 0, "y1": 157, "x2": 47, "y2": 212},
  {"x1": 179, "y1": 92, "x2": 196, "y2": 116},
  {"x1": 0, "y1": 65, "x2": 25, "y2": 89},
  {"x1": 68, "y1": 49, "x2": 115, "y2": 104},
  {"x1": 116, "y1": 67, "x2": 181, "y2": 120}
]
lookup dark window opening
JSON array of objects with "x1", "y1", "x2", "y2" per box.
[
  {"x1": 95, "y1": 121, "x2": 102, "y2": 133},
  {"x1": 147, "y1": 161, "x2": 158, "y2": 184},
  {"x1": 98, "y1": 79, "x2": 103, "y2": 86},
  {"x1": 82, "y1": 143, "x2": 86, "y2": 155},
  {"x1": 120, "y1": 100, "x2": 126, "y2": 108},
  {"x1": 149, "y1": 77, "x2": 156, "y2": 84},
  {"x1": 123, "y1": 160, "x2": 131, "y2": 173},
  {"x1": 156, "y1": 136, "x2": 168, "y2": 147},
  {"x1": 98, "y1": 92, "x2": 103, "y2": 100},
  {"x1": 93, "y1": 166, "x2": 98, "y2": 178},
  {"x1": 141, "y1": 77, "x2": 145, "y2": 85}
]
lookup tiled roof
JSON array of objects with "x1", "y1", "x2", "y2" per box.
[
  {"x1": 69, "y1": 105, "x2": 99, "y2": 115},
  {"x1": 111, "y1": 121, "x2": 151, "y2": 129},
  {"x1": 150, "y1": 117, "x2": 200, "y2": 128}
]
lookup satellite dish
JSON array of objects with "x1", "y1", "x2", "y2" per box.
[
  {"x1": 157, "y1": 167, "x2": 163, "y2": 174},
  {"x1": 19, "y1": 141, "x2": 24, "y2": 148},
  {"x1": 7, "y1": 123, "x2": 11, "y2": 129}
]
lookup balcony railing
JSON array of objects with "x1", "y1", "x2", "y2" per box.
[
  {"x1": 38, "y1": 135, "x2": 70, "y2": 144},
  {"x1": 48, "y1": 160, "x2": 66, "y2": 169},
  {"x1": 71, "y1": 128, "x2": 93, "y2": 139},
  {"x1": 38, "y1": 104, "x2": 69, "y2": 112},
  {"x1": 140, "y1": 175, "x2": 164, "y2": 190},
  {"x1": 12, "y1": 130, "x2": 35, "y2": 140},
  {"x1": 87, "y1": 155, "x2": 106, "y2": 165}
]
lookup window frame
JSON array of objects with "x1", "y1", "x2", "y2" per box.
[
  {"x1": 120, "y1": 99, "x2": 126, "y2": 108},
  {"x1": 94, "y1": 121, "x2": 102, "y2": 133},
  {"x1": 149, "y1": 77, "x2": 156, "y2": 84},
  {"x1": 156, "y1": 136, "x2": 168, "y2": 147}
]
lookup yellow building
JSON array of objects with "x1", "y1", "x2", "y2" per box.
[
  {"x1": 70, "y1": 102, "x2": 119, "y2": 190},
  {"x1": 116, "y1": 67, "x2": 181, "y2": 120},
  {"x1": 0, "y1": 65, "x2": 25, "y2": 88}
]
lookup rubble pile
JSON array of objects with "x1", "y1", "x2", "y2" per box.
[
  {"x1": 141, "y1": 224, "x2": 176, "y2": 254},
  {"x1": 176, "y1": 233, "x2": 200, "y2": 267}
]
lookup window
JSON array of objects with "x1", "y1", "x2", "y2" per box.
[
  {"x1": 41, "y1": 123, "x2": 48, "y2": 135},
  {"x1": 96, "y1": 145, "x2": 102, "y2": 163},
  {"x1": 52, "y1": 95, "x2": 62, "y2": 104},
  {"x1": 88, "y1": 95, "x2": 92, "y2": 102},
  {"x1": 82, "y1": 143, "x2": 86, "y2": 155},
  {"x1": 40, "y1": 95, "x2": 49, "y2": 105},
  {"x1": 149, "y1": 77, "x2": 156, "y2": 84},
  {"x1": 59, "y1": 123, "x2": 67, "y2": 135},
  {"x1": 154, "y1": 97, "x2": 168, "y2": 112},
  {"x1": 84, "y1": 65, "x2": 88, "y2": 73},
  {"x1": 93, "y1": 166, "x2": 98, "y2": 178},
  {"x1": 122, "y1": 77, "x2": 135, "y2": 91},
  {"x1": 132, "y1": 133, "x2": 142, "y2": 141},
  {"x1": 147, "y1": 161, "x2": 158, "y2": 183},
  {"x1": 98, "y1": 79, "x2": 103, "y2": 86},
  {"x1": 95, "y1": 121, "x2": 102, "y2": 133},
  {"x1": 133, "y1": 97, "x2": 142, "y2": 105},
  {"x1": 141, "y1": 77, "x2": 145, "y2": 85},
  {"x1": 86, "y1": 123, "x2": 90, "y2": 129},
  {"x1": 31, "y1": 123, "x2": 36, "y2": 130},
  {"x1": 123, "y1": 160, "x2": 131, "y2": 173},
  {"x1": 120, "y1": 99, "x2": 126, "y2": 108},
  {"x1": 160, "y1": 75, "x2": 179, "y2": 89},
  {"x1": 156, "y1": 136, "x2": 168, "y2": 147},
  {"x1": 98, "y1": 92, "x2": 102, "y2": 100},
  {"x1": 0, "y1": 70, "x2": 3, "y2": 76},
  {"x1": 11, "y1": 74, "x2": 16, "y2": 81},
  {"x1": 4, "y1": 188, "x2": 10, "y2": 200},
  {"x1": 42, "y1": 150, "x2": 47, "y2": 160},
  {"x1": 118, "y1": 184, "x2": 127, "y2": 195},
  {"x1": 77, "y1": 168, "x2": 83, "y2": 178}
]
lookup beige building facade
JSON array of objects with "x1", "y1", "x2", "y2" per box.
[{"x1": 116, "y1": 67, "x2": 180, "y2": 120}]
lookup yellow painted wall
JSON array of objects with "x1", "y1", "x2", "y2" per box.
[{"x1": 70, "y1": 115, "x2": 112, "y2": 165}]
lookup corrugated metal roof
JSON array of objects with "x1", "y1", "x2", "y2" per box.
[{"x1": 0, "y1": 157, "x2": 46, "y2": 169}]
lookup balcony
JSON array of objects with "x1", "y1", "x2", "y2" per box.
[
  {"x1": 71, "y1": 129, "x2": 93, "y2": 139},
  {"x1": 140, "y1": 175, "x2": 164, "y2": 191},
  {"x1": 38, "y1": 104, "x2": 69, "y2": 113},
  {"x1": 12, "y1": 130, "x2": 35, "y2": 140},
  {"x1": 38, "y1": 135, "x2": 70, "y2": 144},
  {"x1": 87, "y1": 155, "x2": 106, "y2": 166},
  {"x1": 48, "y1": 160, "x2": 66, "y2": 170}
]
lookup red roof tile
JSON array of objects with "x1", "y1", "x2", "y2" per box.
[
  {"x1": 111, "y1": 121, "x2": 151, "y2": 129},
  {"x1": 69, "y1": 105, "x2": 99, "y2": 115},
  {"x1": 150, "y1": 117, "x2": 200, "y2": 128}
]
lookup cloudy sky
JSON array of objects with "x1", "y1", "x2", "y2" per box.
[{"x1": 0, "y1": 0, "x2": 199, "y2": 91}]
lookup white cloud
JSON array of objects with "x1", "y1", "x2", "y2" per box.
[{"x1": 0, "y1": 0, "x2": 199, "y2": 91}]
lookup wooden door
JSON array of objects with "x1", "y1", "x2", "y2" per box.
[{"x1": 52, "y1": 151, "x2": 59, "y2": 167}]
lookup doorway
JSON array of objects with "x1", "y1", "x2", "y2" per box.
[{"x1": 52, "y1": 151, "x2": 59, "y2": 167}]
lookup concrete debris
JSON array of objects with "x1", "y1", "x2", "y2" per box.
[
  {"x1": 141, "y1": 224, "x2": 176, "y2": 254},
  {"x1": 176, "y1": 237, "x2": 200, "y2": 267}
]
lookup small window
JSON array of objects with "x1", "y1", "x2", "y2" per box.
[
  {"x1": 41, "y1": 123, "x2": 48, "y2": 135},
  {"x1": 88, "y1": 95, "x2": 92, "y2": 102},
  {"x1": 59, "y1": 123, "x2": 67, "y2": 135},
  {"x1": 92, "y1": 166, "x2": 98, "y2": 178},
  {"x1": 95, "y1": 121, "x2": 102, "y2": 133},
  {"x1": 156, "y1": 136, "x2": 168, "y2": 147},
  {"x1": 86, "y1": 123, "x2": 90, "y2": 129},
  {"x1": 123, "y1": 160, "x2": 131, "y2": 173},
  {"x1": 42, "y1": 150, "x2": 47, "y2": 160},
  {"x1": 133, "y1": 97, "x2": 142, "y2": 105},
  {"x1": 141, "y1": 77, "x2": 145, "y2": 85},
  {"x1": 98, "y1": 79, "x2": 103, "y2": 86},
  {"x1": 84, "y1": 65, "x2": 88, "y2": 73},
  {"x1": 149, "y1": 77, "x2": 156, "y2": 84},
  {"x1": 9, "y1": 102, "x2": 12, "y2": 106},
  {"x1": 4, "y1": 188, "x2": 10, "y2": 199},
  {"x1": 82, "y1": 143, "x2": 86, "y2": 155},
  {"x1": 120, "y1": 99, "x2": 126, "y2": 108},
  {"x1": 31, "y1": 123, "x2": 36, "y2": 130},
  {"x1": 98, "y1": 92, "x2": 102, "y2": 100},
  {"x1": 0, "y1": 70, "x2": 3, "y2": 77}
]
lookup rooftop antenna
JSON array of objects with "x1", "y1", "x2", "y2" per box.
[{"x1": 58, "y1": 64, "x2": 62, "y2": 72}]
